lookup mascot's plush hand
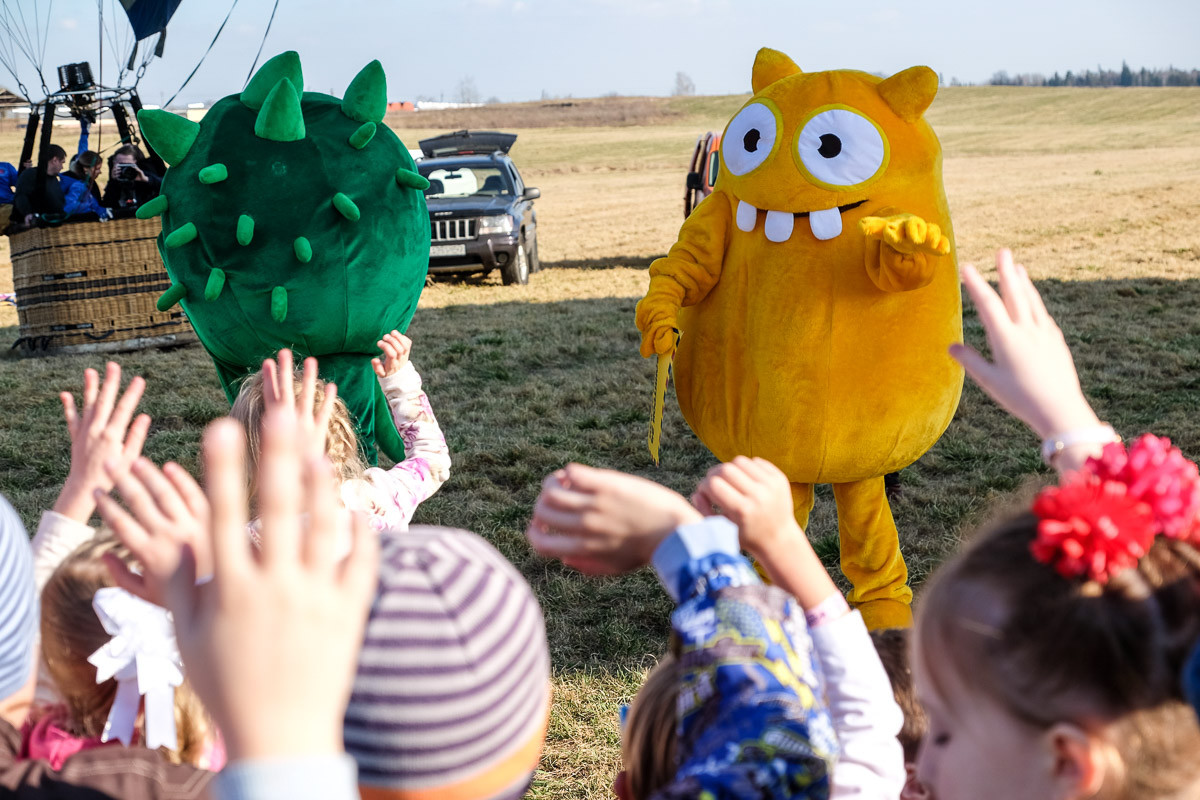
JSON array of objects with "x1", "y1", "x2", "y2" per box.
[
  {"x1": 635, "y1": 294, "x2": 680, "y2": 357},
  {"x1": 861, "y1": 212, "x2": 952, "y2": 293},
  {"x1": 860, "y1": 213, "x2": 951, "y2": 256}
]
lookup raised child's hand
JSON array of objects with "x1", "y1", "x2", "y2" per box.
[
  {"x1": 692, "y1": 457, "x2": 839, "y2": 613},
  {"x1": 262, "y1": 349, "x2": 337, "y2": 462},
  {"x1": 55, "y1": 362, "x2": 151, "y2": 523},
  {"x1": 96, "y1": 457, "x2": 211, "y2": 607},
  {"x1": 527, "y1": 464, "x2": 701, "y2": 575},
  {"x1": 950, "y1": 249, "x2": 1103, "y2": 451},
  {"x1": 371, "y1": 330, "x2": 412, "y2": 379},
  {"x1": 163, "y1": 414, "x2": 378, "y2": 761},
  {"x1": 691, "y1": 456, "x2": 800, "y2": 559}
]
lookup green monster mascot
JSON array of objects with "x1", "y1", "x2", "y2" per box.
[{"x1": 139, "y1": 51, "x2": 431, "y2": 463}]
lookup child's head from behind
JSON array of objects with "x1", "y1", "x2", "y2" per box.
[
  {"x1": 870, "y1": 627, "x2": 926, "y2": 764},
  {"x1": 40, "y1": 536, "x2": 214, "y2": 766},
  {"x1": 870, "y1": 627, "x2": 931, "y2": 800},
  {"x1": 230, "y1": 366, "x2": 365, "y2": 496},
  {"x1": 616, "y1": 654, "x2": 681, "y2": 800},
  {"x1": 346, "y1": 526, "x2": 550, "y2": 800},
  {"x1": 914, "y1": 512, "x2": 1200, "y2": 800}
]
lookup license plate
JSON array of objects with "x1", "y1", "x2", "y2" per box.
[{"x1": 430, "y1": 244, "x2": 466, "y2": 257}]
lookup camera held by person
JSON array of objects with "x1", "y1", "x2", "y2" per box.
[{"x1": 102, "y1": 145, "x2": 161, "y2": 218}]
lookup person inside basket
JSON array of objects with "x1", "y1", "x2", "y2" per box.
[
  {"x1": 13, "y1": 144, "x2": 67, "y2": 227},
  {"x1": 59, "y1": 151, "x2": 110, "y2": 223},
  {"x1": 102, "y1": 145, "x2": 162, "y2": 218}
]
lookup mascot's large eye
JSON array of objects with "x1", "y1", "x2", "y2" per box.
[
  {"x1": 796, "y1": 108, "x2": 886, "y2": 187},
  {"x1": 723, "y1": 102, "x2": 778, "y2": 176}
]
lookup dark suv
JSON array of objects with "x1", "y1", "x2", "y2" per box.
[{"x1": 418, "y1": 131, "x2": 541, "y2": 285}]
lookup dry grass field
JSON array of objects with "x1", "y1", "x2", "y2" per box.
[{"x1": 1, "y1": 86, "x2": 1199, "y2": 797}]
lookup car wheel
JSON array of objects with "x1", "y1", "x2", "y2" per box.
[
  {"x1": 501, "y1": 240, "x2": 530, "y2": 285},
  {"x1": 528, "y1": 235, "x2": 541, "y2": 272}
]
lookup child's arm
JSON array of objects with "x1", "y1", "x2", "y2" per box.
[
  {"x1": 359, "y1": 332, "x2": 451, "y2": 528},
  {"x1": 694, "y1": 457, "x2": 906, "y2": 800},
  {"x1": 35, "y1": 363, "x2": 150, "y2": 590},
  {"x1": 651, "y1": 518, "x2": 838, "y2": 799},
  {"x1": 951, "y1": 249, "x2": 1118, "y2": 476},
  {"x1": 635, "y1": 192, "x2": 731, "y2": 358}
]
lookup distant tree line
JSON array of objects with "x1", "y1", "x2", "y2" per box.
[{"x1": 989, "y1": 62, "x2": 1200, "y2": 87}]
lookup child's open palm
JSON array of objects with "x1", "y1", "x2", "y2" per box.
[
  {"x1": 56, "y1": 361, "x2": 151, "y2": 522},
  {"x1": 261, "y1": 349, "x2": 337, "y2": 463}
]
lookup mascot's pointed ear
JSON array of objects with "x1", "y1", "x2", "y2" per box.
[
  {"x1": 878, "y1": 66, "x2": 938, "y2": 122},
  {"x1": 751, "y1": 48, "x2": 802, "y2": 94}
]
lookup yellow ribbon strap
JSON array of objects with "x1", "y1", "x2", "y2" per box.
[{"x1": 647, "y1": 329, "x2": 680, "y2": 465}]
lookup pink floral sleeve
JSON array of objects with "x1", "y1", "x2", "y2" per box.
[{"x1": 341, "y1": 361, "x2": 451, "y2": 530}]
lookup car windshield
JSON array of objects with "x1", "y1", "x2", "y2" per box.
[{"x1": 419, "y1": 165, "x2": 512, "y2": 198}]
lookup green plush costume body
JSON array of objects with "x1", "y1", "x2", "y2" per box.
[{"x1": 139, "y1": 52, "x2": 431, "y2": 463}]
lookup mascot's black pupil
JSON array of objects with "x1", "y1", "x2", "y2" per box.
[
  {"x1": 743, "y1": 129, "x2": 761, "y2": 152},
  {"x1": 818, "y1": 133, "x2": 842, "y2": 158}
]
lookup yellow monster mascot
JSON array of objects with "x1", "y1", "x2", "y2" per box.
[{"x1": 636, "y1": 48, "x2": 963, "y2": 629}]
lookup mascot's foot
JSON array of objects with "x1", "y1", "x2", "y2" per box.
[{"x1": 855, "y1": 598, "x2": 912, "y2": 631}]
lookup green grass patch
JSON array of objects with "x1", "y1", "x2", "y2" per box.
[{"x1": 4, "y1": 270, "x2": 1200, "y2": 795}]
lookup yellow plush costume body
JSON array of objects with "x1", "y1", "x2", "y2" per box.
[{"x1": 636, "y1": 49, "x2": 963, "y2": 629}]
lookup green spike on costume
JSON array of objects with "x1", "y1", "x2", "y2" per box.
[
  {"x1": 165, "y1": 222, "x2": 198, "y2": 248},
  {"x1": 204, "y1": 268, "x2": 227, "y2": 301},
  {"x1": 270, "y1": 286, "x2": 288, "y2": 322},
  {"x1": 136, "y1": 195, "x2": 168, "y2": 219},
  {"x1": 294, "y1": 237, "x2": 313, "y2": 262},
  {"x1": 255, "y1": 78, "x2": 306, "y2": 142},
  {"x1": 137, "y1": 109, "x2": 200, "y2": 165},
  {"x1": 240, "y1": 51, "x2": 304, "y2": 110},
  {"x1": 395, "y1": 167, "x2": 430, "y2": 191},
  {"x1": 332, "y1": 193, "x2": 360, "y2": 221},
  {"x1": 348, "y1": 122, "x2": 376, "y2": 150},
  {"x1": 199, "y1": 164, "x2": 228, "y2": 184},
  {"x1": 157, "y1": 283, "x2": 188, "y2": 311},
  {"x1": 341, "y1": 60, "x2": 387, "y2": 124},
  {"x1": 236, "y1": 215, "x2": 254, "y2": 245},
  {"x1": 147, "y1": 52, "x2": 430, "y2": 465}
]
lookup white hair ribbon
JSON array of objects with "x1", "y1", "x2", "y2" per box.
[{"x1": 87, "y1": 586, "x2": 184, "y2": 751}]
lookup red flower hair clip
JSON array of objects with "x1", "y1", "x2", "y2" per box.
[
  {"x1": 1032, "y1": 478, "x2": 1154, "y2": 583},
  {"x1": 1031, "y1": 434, "x2": 1200, "y2": 583},
  {"x1": 1086, "y1": 435, "x2": 1200, "y2": 542}
]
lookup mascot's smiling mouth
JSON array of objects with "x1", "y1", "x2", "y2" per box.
[{"x1": 734, "y1": 197, "x2": 868, "y2": 243}]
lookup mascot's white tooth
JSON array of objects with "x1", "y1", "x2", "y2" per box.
[
  {"x1": 764, "y1": 210, "x2": 794, "y2": 243},
  {"x1": 808, "y1": 206, "x2": 842, "y2": 241},
  {"x1": 735, "y1": 200, "x2": 758, "y2": 232}
]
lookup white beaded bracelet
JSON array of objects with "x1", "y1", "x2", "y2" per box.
[{"x1": 1040, "y1": 424, "x2": 1120, "y2": 467}]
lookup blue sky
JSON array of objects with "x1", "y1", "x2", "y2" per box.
[{"x1": 3, "y1": 0, "x2": 1198, "y2": 107}]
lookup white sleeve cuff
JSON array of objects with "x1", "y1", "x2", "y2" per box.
[{"x1": 214, "y1": 754, "x2": 358, "y2": 800}]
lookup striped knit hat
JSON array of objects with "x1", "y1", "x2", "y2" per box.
[
  {"x1": 346, "y1": 526, "x2": 551, "y2": 800},
  {"x1": 0, "y1": 494, "x2": 36, "y2": 702}
]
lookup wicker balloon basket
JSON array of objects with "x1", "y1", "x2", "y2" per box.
[{"x1": 8, "y1": 217, "x2": 197, "y2": 357}]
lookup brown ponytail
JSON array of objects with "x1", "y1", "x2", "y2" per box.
[{"x1": 916, "y1": 514, "x2": 1200, "y2": 797}]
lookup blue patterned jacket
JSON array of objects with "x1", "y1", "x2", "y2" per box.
[{"x1": 649, "y1": 518, "x2": 838, "y2": 799}]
